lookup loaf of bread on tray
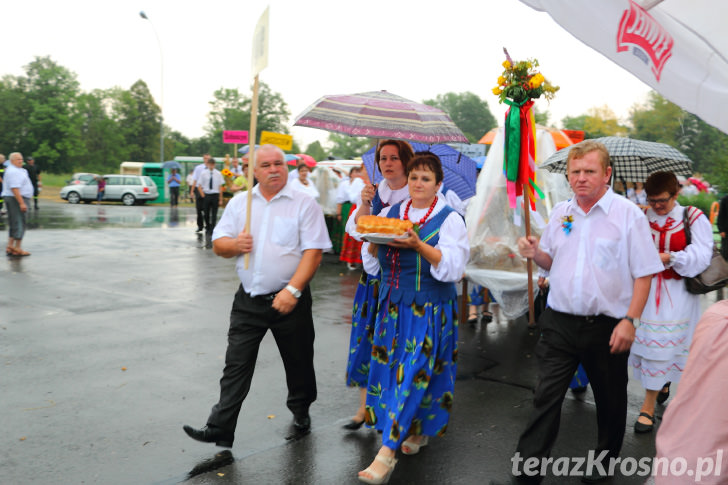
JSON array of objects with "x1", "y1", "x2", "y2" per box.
[{"x1": 356, "y1": 215, "x2": 413, "y2": 235}]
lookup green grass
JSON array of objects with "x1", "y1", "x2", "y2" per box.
[{"x1": 42, "y1": 173, "x2": 73, "y2": 188}]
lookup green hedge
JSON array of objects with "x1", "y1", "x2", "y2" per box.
[{"x1": 677, "y1": 193, "x2": 718, "y2": 214}]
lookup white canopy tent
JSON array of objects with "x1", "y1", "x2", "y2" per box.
[{"x1": 520, "y1": 0, "x2": 728, "y2": 135}]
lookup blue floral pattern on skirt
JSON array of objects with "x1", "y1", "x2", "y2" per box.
[
  {"x1": 345, "y1": 271, "x2": 380, "y2": 387},
  {"x1": 365, "y1": 296, "x2": 458, "y2": 448}
]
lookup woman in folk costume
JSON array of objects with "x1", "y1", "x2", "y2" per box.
[
  {"x1": 357, "y1": 152, "x2": 469, "y2": 484},
  {"x1": 342, "y1": 140, "x2": 414, "y2": 432},
  {"x1": 338, "y1": 166, "x2": 367, "y2": 269},
  {"x1": 628, "y1": 171, "x2": 713, "y2": 433}
]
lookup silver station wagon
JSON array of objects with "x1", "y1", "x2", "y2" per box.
[{"x1": 60, "y1": 175, "x2": 159, "y2": 205}]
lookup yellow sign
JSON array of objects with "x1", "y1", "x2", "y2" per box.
[
  {"x1": 260, "y1": 131, "x2": 293, "y2": 151},
  {"x1": 251, "y1": 7, "x2": 269, "y2": 77}
]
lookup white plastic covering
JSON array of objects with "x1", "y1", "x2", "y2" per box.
[
  {"x1": 310, "y1": 166, "x2": 341, "y2": 215},
  {"x1": 465, "y1": 127, "x2": 573, "y2": 319}
]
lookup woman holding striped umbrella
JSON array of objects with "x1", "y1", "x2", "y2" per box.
[{"x1": 342, "y1": 140, "x2": 413, "y2": 432}]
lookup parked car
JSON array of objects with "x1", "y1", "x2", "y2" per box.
[
  {"x1": 65, "y1": 172, "x2": 100, "y2": 185},
  {"x1": 60, "y1": 175, "x2": 159, "y2": 205}
]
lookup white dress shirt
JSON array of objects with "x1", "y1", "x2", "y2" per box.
[
  {"x1": 289, "y1": 178, "x2": 320, "y2": 200},
  {"x1": 212, "y1": 183, "x2": 332, "y2": 296},
  {"x1": 1, "y1": 165, "x2": 33, "y2": 198},
  {"x1": 191, "y1": 164, "x2": 206, "y2": 184},
  {"x1": 440, "y1": 188, "x2": 470, "y2": 216},
  {"x1": 361, "y1": 197, "x2": 470, "y2": 283},
  {"x1": 334, "y1": 177, "x2": 351, "y2": 204},
  {"x1": 197, "y1": 169, "x2": 225, "y2": 194},
  {"x1": 539, "y1": 188, "x2": 664, "y2": 318}
]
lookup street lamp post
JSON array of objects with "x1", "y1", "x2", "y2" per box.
[{"x1": 139, "y1": 11, "x2": 164, "y2": 164}]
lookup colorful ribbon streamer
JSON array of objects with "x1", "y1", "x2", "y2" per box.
[{"x1": 503, "y1": 99, "x2": 543, "y2": 210}]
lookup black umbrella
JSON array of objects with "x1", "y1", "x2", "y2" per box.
[{"x1": 540, "y1": 137, "x2": 693, "y2": 182}]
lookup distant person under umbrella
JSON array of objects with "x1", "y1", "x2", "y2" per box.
[{"x1": 167, "y1": 168, "x2": 181, "y2": 207}]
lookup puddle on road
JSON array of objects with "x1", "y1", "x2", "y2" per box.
[{"x1": 0, "y1": 202, "x2": 196, "y2": 230}]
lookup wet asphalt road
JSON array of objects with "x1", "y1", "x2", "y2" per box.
[{"x1": 1, "y1": 200, "x2": 722, "y2": 484}]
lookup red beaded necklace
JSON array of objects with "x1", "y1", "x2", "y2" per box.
[{"x1": 403, "y1": 196, "x2": 438, "y2": 227}]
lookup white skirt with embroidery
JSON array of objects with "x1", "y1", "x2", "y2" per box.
[{"x1": 628, "y1": 275, "x2": 701, "y2": 390}]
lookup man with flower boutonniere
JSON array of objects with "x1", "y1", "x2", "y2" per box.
[{"x1": 512, "y1": 141, "x2": 664, "y2": 484}]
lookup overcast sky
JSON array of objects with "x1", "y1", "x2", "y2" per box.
[{"x1": 2, "y1": 0, "x2": 652, "y2": 149}]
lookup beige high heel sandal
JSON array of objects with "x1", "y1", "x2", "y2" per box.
[
  {"x1": 358, "y1": 454, "x2": 398, "y2": 484},
  {"x1": 401, "y1": 435, "x2": 428, "y2": 455}
]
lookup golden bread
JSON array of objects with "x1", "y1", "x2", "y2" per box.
[{"x1": 356, "y1": 215, "x2": 413, "y2": 235}]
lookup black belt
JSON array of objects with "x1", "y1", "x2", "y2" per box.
[
  {"x1": 246, "y1": 290, "x2": 279, "y2": 303},
  {"x1": 551, "y1": 309, "x2": 617, "y2": 324}
]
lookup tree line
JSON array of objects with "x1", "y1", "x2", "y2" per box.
[{"x1": 2, "y1": 56, "x2": 727, "y2": 191}]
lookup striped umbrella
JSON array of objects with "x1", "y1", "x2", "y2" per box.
[
  {"x1": 540, "y1": 137, "x2": 693, "y2": 182},
  {"x1": 293, "y1": 90, "x2": 468, "y2": 144}
]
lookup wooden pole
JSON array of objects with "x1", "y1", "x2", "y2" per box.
[
  {"x1": 244, "y1": 74, "x2": 260, "y2": 269},
  {"x1": 460, "y1": 278, "x2": 469, "y2": 326},
  {"x1": 524, "y1": 186, "x2": 535, "y2": 327}
]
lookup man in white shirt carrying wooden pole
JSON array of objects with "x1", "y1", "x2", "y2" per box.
[
  {"x1": 511, "y1": 141, "x2": 664, "y2": 484},
  {"x1": 183, "y1": 144, "x2": 332, "y2": 447}
]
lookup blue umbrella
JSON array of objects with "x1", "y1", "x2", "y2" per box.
[
  {"x1": 162, "y1": 160, "x2": 182, "y2": 170},
  {"x1": 238, "y1": 145, "x2": 260, "y2": 155},
  {"x1": 361, "y1": 142, "x2": 477, "y2": 200},
  {"x1": 473, "y1": 156, "x2": 487, "y2": 170}
]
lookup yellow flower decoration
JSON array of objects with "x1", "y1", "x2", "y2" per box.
[{"x1": 494, "y1": 51, "x2": 559, "y2": 104}]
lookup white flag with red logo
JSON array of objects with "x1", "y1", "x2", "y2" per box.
[{"x1": 521, "y1": 0, "x2": 728, "y2": 135}]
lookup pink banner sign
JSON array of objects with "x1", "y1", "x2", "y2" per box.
[{"x1": 223, "y1": 130, "x2": 249, "y2": 144}]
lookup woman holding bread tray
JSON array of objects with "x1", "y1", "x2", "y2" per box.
[
  {"x1": 342, "y1": 140, "x2": 414, "y2": 433},
  {"x1": 357, "y1": 152, "x2": 469, "y2": 484}
]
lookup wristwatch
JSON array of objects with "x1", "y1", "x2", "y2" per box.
[
  {"x1": 622, "y1": 316, "x2": 638, "y2": 329},
  {"x1": 285, "y1": 284, "x2": 302, "y2": 299}
]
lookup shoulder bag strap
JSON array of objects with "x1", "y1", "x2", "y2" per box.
[{"x1": 683, "y1": 206, "x2": 692, "y2": 245}]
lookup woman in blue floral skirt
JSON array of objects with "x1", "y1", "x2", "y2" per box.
[
  {"x1": 343, "y1": 140, "x2": 414, "y2": 430},
  {"x1": 357, "y1": 152, "x2": 469, "y2": 484}
]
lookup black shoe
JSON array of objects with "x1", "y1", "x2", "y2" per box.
[
  {"x1": 634, "y1": 412, "x2": 655, "y2": 433},
  {"x1": 571, "y1": 386, "x2": 588, "y2": 394},
  {"x1": 342, "y1": 419, "x2": 365, "y2": 430},
  {"x1": 656, "y1": 382, "x2": 671, "y2": 404},
  {"x1": 183, "y1": 424, "x2": 234, "y2": 447},
  {"x1": 293, "y1": 413, "x2": 311, "y2": 432},
  {"x1": 196, "y1": 228, "x2": 203, "y2": 233}
]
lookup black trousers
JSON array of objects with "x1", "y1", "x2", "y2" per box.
[
  {"x1": 195, "y1": 192, "x2": 204, "y2": 230},
  {"x1": 169, "y1": 186, "x2": 179, "y2": 206},
  {"x1": 514, "y1": 308, "x2": 628, "y2": 481},
  {"x1": 206, "y1": 285, "x2": 317, "y2": 434},
  {"x1": 202, "y1": 194, "x2": 219, "y2": 232}
]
